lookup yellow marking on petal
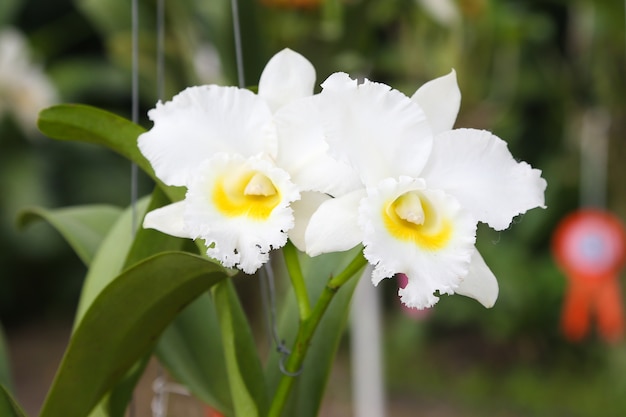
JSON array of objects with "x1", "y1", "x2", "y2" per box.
[
  {"x1": 213, "y1": 170, "x2": 281, "y2": 220},
  {"x1": 382, "y1": 191, "x2": 452, "y2": 250}
]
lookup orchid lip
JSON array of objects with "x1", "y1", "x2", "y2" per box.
[
  {"x1": 382, "y1": 190, "x2": 452, "y2": 250},
  {"x1": 213, "y1": 170, "x2": 281, "y2": 220}
]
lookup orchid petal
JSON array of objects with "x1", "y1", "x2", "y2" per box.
[
  {"x1": 318, "y1": 73, "x2": 433, "y2": 186},
  {"x1": 305, "y1": 189, "x2": 366, "y2": 257},
  {"x1": 143, "y1": 201, "x2": 191, "y2": 239},
  {"x1": 274, "y1": 95, "x2": 361, "y2": 196},
  {"x1": 258, "y1": 48, "x2": 316, "y2": 113},
  {"x1": 411, "y1": 70, "x2": 461, "y2": 135},
  {"x1": 289, "y1": 191, "x2": 332, "y2": 252},
  {"x1": 455, "y1": 249, "x2": 499, "y2": 308},
  {"x1": 360, "y1": 177, "x2": 476, "y2": 309},
  {"x1": 138, "y1": 85, "x2": 276, "y2": 187},
  {"x1": 421, "y1": 128, "x2": 547, "y2": 231}
]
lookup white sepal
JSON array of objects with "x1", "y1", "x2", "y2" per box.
[
  {"x1": 258, "y1": 48, "x2": 316, "y2": 113},
  {"x1": 143, "y1": 201, "x2": 191, "y2": 239},
  {"x1": 305, "y1": 189, "x2": 366, "y2": 257},
  {"x1": 455, "y1": 249, "x2": 499, "y2": 308},
  {"x1": 411, "y1": 69, "x2": 461, "y2": 135}
]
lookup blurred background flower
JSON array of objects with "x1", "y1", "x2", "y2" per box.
[{"x1": 0, "y1": 28, "x2": 57, "y2": 135}]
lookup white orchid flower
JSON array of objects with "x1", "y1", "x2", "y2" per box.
[
  {"x1": 303, "y1": 71, "x2": 547, "y2": 309},
  {"x1": 0, "y1": 28, "x2": 57, "y2": 134},
  {"x1": 138, "y1": 49, "x2": 315, "y2": 274}
]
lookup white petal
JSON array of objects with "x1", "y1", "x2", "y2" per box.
[
  {"x1": 318, "y1": 73, "x2": 433, "y2": 186},
  {"x1": 420, "y1": 128, "x2": 547, "y2": 231},
  {"x1": 138, "y1": 85, "x2": 276, "y2": 186},
  {"x1": 274, "y1": 95, "x2": 361, "y2": 196},
  {"x1": 289, "y1": 191, "x2": 331, "y2": 252},
  {"x1": 360, "y1": 177, "x2": 476, "y2": 309},
  {"x1": 143, "y1": 201, "x2": 191, "y2": 239},
  {"x1": 184, "y1": 154, "x2": 300, "y2": 274},
  {"x1": 305, "y1": 189, "x2": 366, "y2": 257},
  {"x1": 258, "y1": 48, "x2": 316, "y2": 113},
  {"x1": 455, "y1": 249, "x2": 499, "y2": 308},
  {"x1": 411, "y1": 70, "x2": 460, "y2": 135}
]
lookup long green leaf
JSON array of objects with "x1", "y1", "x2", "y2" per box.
[
  {"x1": 81, "y1": 188, "x2": 202, "y2": 417},
  {"x1": 17, "y1": 198, "x2": 159, "y2": 417},
  {"x1": 156, "y1": 294, "x2": 233, "y2": 415},
  {"x1": 37, "y1": 104, "x2": 185, "y2": 202},
  {"x1": 0, "y1": 384, "x2": 26, "y2": 417},
  {"x1": 37, "y1": 104, "x2": 150, "y2": 178},
  {"x1": 39, "y1": 251, "x2": 229, "y2": 417},
  {"x1": 16, "y1": 198, "x2": 166, "y2": 417},
  {"x1": 213, "y1": 280, "x2": 268, "y2": 417},
  {"x1": 29, "y1": 188, "x2": 232, "y2": 416},
  {"x1": 85, "y1": 188, "x2": 192, "y2": 417},
  {"x1": 74, "y1": 198, "x2": 150, "y2": 324},
  {"x1": 17, "y1": 205, "x2": 122, "y2": 266},
  {"x1": 266, "y1": 249, "x2": 363, "y2": 417}
]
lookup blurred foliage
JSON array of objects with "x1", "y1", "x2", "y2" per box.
[{"x1": 1, "y1": 0, "x2": 625, "y2": 415}]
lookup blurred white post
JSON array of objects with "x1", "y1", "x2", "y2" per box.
[
  {"x1": 350, "y1": 265, "x2": 386, "y2": 417},
  {"x1": 579, "y1": 108, "x2": 610, "y2": 208}
]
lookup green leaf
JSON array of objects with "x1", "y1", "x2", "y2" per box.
[
  {"x1": 16, "y1": 194, "x2": 177, "y2": 417},
  {"x1": 17, "y1": 205, "x2": 122, "y2": 266},
  {"x1": 266, "y1": 249, "x2": 363, "y2": 417},
  {"x1": 78, "y1": 189, "x2": 187, "y2": 319},
  {"x1": 0, "y1": 384, "x2": 27, "y2": 417},
  {"x1": 80, "y1": 188, "x2": 191, "y2": 417},
  {"x1": 156, "y1": 294, "x2": 233, "y2": 415},
  {"x1": 74, "y1": 198, "x2": 150, "y2": 324},
  {"x1": 103, "y1": 356, "x2": 151, "y2": 417},
  {"x1": 38, "y1": 104, "x2": 149, "y2": 175},
  {"x1": 213, "y1": 280, "x2": 268, "y2": 417},
  {"x1": 0, "y1": 326, "x2": 13, "y2": 394},
  {"x1": 37, "y1": 104, "x2": 185, "y2": 202},
  {"x1": 39, "y1": 251, "x2": 230, "y2": 417}
]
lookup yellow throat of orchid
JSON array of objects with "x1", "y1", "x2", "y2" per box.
[
  {"x1": 383, "y1": 191, "x2": 452, "y2": 250},
  {"x1": 213, "y1": 170, "x2": 281, "y2": 220}
]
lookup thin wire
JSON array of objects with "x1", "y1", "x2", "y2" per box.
[
  {"x1": 129, "y1": 1, "x2": 139, "y2": 416},
  {"x1": 131, "y1": 0, "x2": 139, "y2": 234},
  {"x1": 230, "y1": 0, "x2": 245, "y2": 88},
  {"x1": 151, "y1": 2, "x2": 169, "y2": 416},
  {"x1": 260, "y1": 263, "x2": 302, "y2": 377},
  {"x1": 157, "y1": 0, "x2": 165, "y2": 101},
  {"x1": 229, "y1": 0, "x2": 298, "y2": 378}
]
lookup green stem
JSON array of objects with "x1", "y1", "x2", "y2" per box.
[
  {"x1": 267, "y1": 251, "x2": 368, "y2": 417},
  {"x1": 283, "y1": 242, "x2": 311, "y2": 321}
]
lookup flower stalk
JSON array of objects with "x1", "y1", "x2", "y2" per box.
[
  {"x1": 268, "y1": 250, "x2": 368, "y2": 417},
  {"x1": 282, "y1": 241, "x2": 311, "y2": 321}
]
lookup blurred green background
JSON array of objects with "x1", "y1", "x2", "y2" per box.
[{"x1": 1, "y1": 0, "x2": 625, "y2": 416}]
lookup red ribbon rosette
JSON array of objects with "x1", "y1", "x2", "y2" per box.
[{"x1": 552, "y1": 209, "x2": 626, "y2": 343}]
